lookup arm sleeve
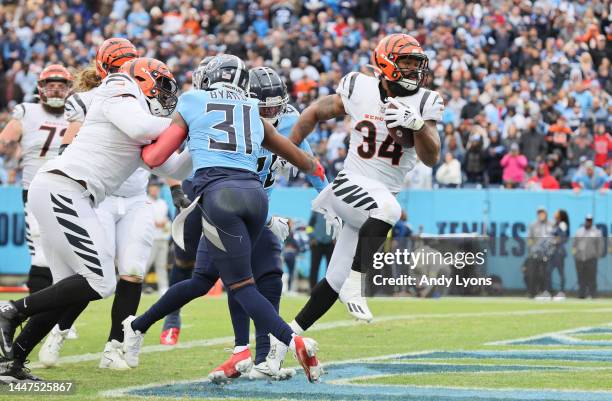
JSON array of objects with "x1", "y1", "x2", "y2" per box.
[
  {"x1": 299, "y1": 140, "x2": 328, "y2": 192},
  {"x1": 146, "y1": 150, "x2": 193, "y2": 181},
  {"x1": 64, "y1": 94, "x2": 86, "y2": 122},
  {"x1": 102, "y1": 96, "x2": 171, "y2": 142}
]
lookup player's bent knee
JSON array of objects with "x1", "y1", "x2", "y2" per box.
[
  {"x1": 325, "y1": 270, "x2": 347, "y2": 293},
  {"x1": 370, "y1": 199, "x2": 401, "y2": 226}
]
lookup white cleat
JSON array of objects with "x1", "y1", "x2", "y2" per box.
[
  {"x1": 339, "y1": 270, "x2": 373, "y2": 322},
  {"x1": 266, "y1": 335, "x2": 289, "y2": 375},
  {"x1": 290, "y1": 336, "x2": 322, "y2": 382},
  {"x1": 122, "y1": 316, "x2": 144, "y2": 368},
  {"x1": 249, "y1": 361, "x2": 296, "y2": 381},
  {"x1": 38, "y1": 325, "x2": 69, "y2": 368},
  {"x1": 66, "y1": 325, "x2": 78, "y2": 340},
  {"x1": 99, "y1": 340, "x2": 130, "y2": 370}
]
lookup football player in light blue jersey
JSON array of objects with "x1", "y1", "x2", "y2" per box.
[
  {"x1": 126, "y1": 55, "x2": 325, "y2": 382},
  {"x1": 206, "y1": 67, "x2": 331, "y2": 381}
]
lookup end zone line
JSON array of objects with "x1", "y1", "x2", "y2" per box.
[{"x1": 32, "y1": 307, "x2": 612, "y2": 369}]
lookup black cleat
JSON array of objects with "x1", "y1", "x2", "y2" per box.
[
  {"x1": 0, "y1": 303, "x2": 20, "y2": 359},
  {"x1": 0, "y1": 359, "x2": 42, "y2": 382}
]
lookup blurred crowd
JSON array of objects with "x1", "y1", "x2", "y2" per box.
[{"x1": 0, "y1": 0, "x2": 611, "y2": 190}]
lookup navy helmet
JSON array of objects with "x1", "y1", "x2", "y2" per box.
[
  {"x1": 192, "y1": 56, "x2": 215, "y2": 89},
  {"x1": 249, "y1": 66, "x2": 289, "y2": 125},
  {"x1": 197, "y1": 54, "x2": 249, "y2": 95}
]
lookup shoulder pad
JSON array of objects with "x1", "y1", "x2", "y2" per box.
[
  {"x1": 99, "y1": 73, "x2": 141, "y2": 99},
  {"x1": 11, "y1": 103, "x2": 27, "y2": 120},
  {"x1": 336, "y1": 72, "x2": 360, "y2": 100}
]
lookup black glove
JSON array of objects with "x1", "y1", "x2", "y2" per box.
[{"x1": 170, "y1": 184, "x2": 191, "y2": 210}]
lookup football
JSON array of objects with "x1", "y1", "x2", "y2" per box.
[{"x1": 386, "y1": 102, "x2": 415, "y2": 147}]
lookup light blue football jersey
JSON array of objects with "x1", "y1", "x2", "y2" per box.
[
  {"x1": 256, "y1": 105, "x2": 328, "y2": 200},
  {"x1": 178, "y1": 89, "x2": 263, "y2": 174}
]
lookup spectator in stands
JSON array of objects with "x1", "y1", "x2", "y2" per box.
[
  {"x1": 572, "y1": 160, "x2": 609, "y2": 193},
  {"x1": 501, "y1": 143, "x2": 528, "y2": 188},
  {"x1": 460, "y1": 89, "x2": 483, "y2": 121},
  {"x1": 463, "y1": 134, "x2": 486, "y2": 185},
  {"x1": 435, "y1": 152, "x2": 462, "y2": 188},
  {"x1": 484, "y1": 132, "x2": 504, "y2": 186},
  {"x1": 593, "y1": 123, "x2": 611, "y2": 168},
  {"x1": 573, "y1": 215, "x2": 604, "y2": 299},
  {"x1": 520, "y1": 120, "x2": 547, "y2": 164},
  {"x1": 546, "y1": 116, "x2": 572, "y2": 157},
  {"x1": 526, "y1": 163, "x2": 560, "y2": 190},
  {"x1": 568, "y1": 124, "x2": 595, "y2": 169}
]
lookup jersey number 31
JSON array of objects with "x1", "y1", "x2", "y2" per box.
[{"x1": 207, "y1": 103, "x2": 253, "y2": 154}]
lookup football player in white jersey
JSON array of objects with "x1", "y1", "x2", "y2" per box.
[
  {"x1": 0, "y1": 65, "x2": 72, "y2": 296},
  {"x1": 269, "y1": 34, "x2": 442, "y2": 354},
  {"x1": 0, "y1": 57, "x2": 189, "y2": 381},
  {"x1": 37, "y1": 38, "x2": 157, "y2": 370}
]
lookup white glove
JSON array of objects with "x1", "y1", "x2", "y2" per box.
[
  {"x1": 324, "y1": 214, "x2": 342, "y2": 240},
  {"x1": 271, "y1": 157, "x2": 297, "y2": 181},
  {"x1": 384, "y1": 97, "x2": 424, "y2": 130},
  {"x1": 268, "y1": 216, "x2": 290, "y2": 242}
]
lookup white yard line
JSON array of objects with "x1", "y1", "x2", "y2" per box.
[{"x1": 30, "y1": 306, "x2": 612, "y2": 369}]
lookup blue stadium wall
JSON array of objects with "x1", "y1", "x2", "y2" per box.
[{"x1": 1, "y1": 187, "x2": 610, "y2": 291}]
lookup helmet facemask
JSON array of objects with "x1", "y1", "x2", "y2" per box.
[
  {"x1": 146, "y1": 73, "x2": 178, "y2": 117},
  {"x1": 392, "y1": 54, "x2": 429, "y2": 93},
  {"x1": 39, "y1": 79, "x2": 71, "y2": 109},
  {"x1": 258, "y1": 94, "x2": 288, "y2": 125}
]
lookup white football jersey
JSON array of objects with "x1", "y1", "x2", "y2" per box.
[
  {"x1": 42, "y1": 73, "x2": 170, "y2": 205},
  {"x1": 12, "y1": 103, "x2": 69, "y2": 189},
  {"x1": 65, "y1": 88, "x2": 149, "y2": 198},
  {"x1": 336, "y1": 72, "x2": 444, "y2": 193}
]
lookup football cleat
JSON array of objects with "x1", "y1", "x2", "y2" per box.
[
  {"x1": 339, "y1": 270, "x2": 373, "y2": 322},
  {"x1": 0, "y1": 358, "x2": 42, "y2": 382},
  {"x1": 290, "y1": 336, "x2": 322, "y2": 383},
  {"x1": 266, "y1": 335, "x2": 289, "y2": 375},
  {"x1": 99, "y1": 340, "x2": 130, "y2": 370},
  {"x1": 208, "y1": 349, "x2": 253, "y2": 384},
  {"x1": 122, "y1": 316, "x2": 144, "y2": 368},
  {"x1": 66, "y1": 325, "x2": 78, "y2": 340},
  {"x1": 38, "y1": 325, "x2": 69, "y2": 368},
  {"x1": 249, "y1": 361, "x2": 296, "y2": 381},
  {"x1": 0, "y1": 302, "x2": 20, "y2": 359},
  {"x1": 160, "y1": 328, "x2": 180, "y2": 346}
]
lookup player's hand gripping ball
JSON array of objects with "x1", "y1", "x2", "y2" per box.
[{"x1": 384, "y1": 97, "x2": 423, "y2": 147}]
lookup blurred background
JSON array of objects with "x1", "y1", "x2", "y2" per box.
[{"x1": 0, "y1": 0, "x2": 610, "y2": 298}]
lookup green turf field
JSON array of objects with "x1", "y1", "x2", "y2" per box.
[{"x1": 1, "y1": 294, "x2": 612, "y2": 401}]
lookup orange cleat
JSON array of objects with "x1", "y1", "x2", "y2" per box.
[
  {"x1": 291, "y1": 336, "x2": 322, "y2": 383},
  {"x1": 208, "y1": 349, "x2": 253, "y2": 384},
  {"x1": 160, "y1": 328, "x2": 180, "y2": 345}
]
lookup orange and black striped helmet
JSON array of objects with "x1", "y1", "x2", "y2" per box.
[
  {"x1": 95, "y1": 38, "x2": 138, "y2": 79},
  {"x1": 119, "y1": 57, "x2": 178, "y2": 116},
  {"x1": 37, "y1": 64, "x2": 73, "y2": 108},
  {"x1": 371, "y1": 34, "x2": 429, "y2": 91}
]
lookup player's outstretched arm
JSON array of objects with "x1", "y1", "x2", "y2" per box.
[
  {"x1": 262, "y1": 119, "x2": 325, "y2": 181},
  {"x1": 141, "y1": 112, "x2": 188, "y2": 168},
  {"x1": 413, "y1": 120, "x2": 440, "y2": 167},
  {"x1": 0, "y1": 119, "x2": 22, "y2": 154},
  {"x1": 289, "y1": 94, "x2": 346, "y2": 146}
]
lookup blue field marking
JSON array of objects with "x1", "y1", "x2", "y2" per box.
[
  {"x1": 491, "y1": 325, "x2": 612, "y2": 347},
  {"x1": 399, "y1": 349, "x2": 612, "y2": 362},
  {"x1": 126, "y1": 359, "x2": 611, "y2": 401}
]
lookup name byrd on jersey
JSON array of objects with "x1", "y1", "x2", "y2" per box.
[{"x1": 336, "y1": 72, "x2": 444, "y2": 193}]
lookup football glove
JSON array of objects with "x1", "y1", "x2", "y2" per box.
[
  {"x1": 170, "y1": 184, "x2": 192, "y2": 210},
  {"x1": 384, "y1": 97, "x2": 424, "y2": 131},
  {"x1": 267, "y1": 216, "x2": 290, "y2": 242},
  {"x1": 324, "y1": 214, "x2": 342, "y2": 240},
  {"x1": 271, "y1": 157, "x2": 297, "y2": 181}
]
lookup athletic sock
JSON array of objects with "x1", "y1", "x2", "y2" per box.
[
  {"x1": 289, "y1": 320, "x2": 304, "y2": 336},
  {"x1": 295, "y1": 278, "x2": 338, "y2": 331},
  {"x1": 228, "y1": 293, "x2": 250, "y2": 347},
  {"x1": 57, "y1": 302, "x2": 89, "y2": 331},
  {"x1": 26, "y1": 265, "x2": 53, "y2": 294},
  {"x1": 230, "y1": 284, "x2": 293, "y2": 347},
  {"x1": 162, "y1": 265, "x2": 193, "y2": 331},
  {"x1": 234, "y1": 345, "x2": 248, "y2": 353},
  {"x1": 109, "y1": 279, "x2": 142, "y2": 342},
  {"x1": 351, "y1": 218, "x2": 393, "y2": 273},
  {"x1": 13, "y1": 308, "x2": 66, "y2": 363},
  {"x1": 12, "y1": 274, "x2": 102, "y2": 317},
  {"x1": 132, "y1": 273, "x2": 214, "y2": 334},
  {"x1": 254, "y1": 273, "x2": 282, "y2": 364}
]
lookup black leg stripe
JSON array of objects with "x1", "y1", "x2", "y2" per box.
[
  {"x1": 56, "y1": 216, "x2": 89, "y2": 238},
  {"x1": 355, "y1": 197, "x2": 375, "y2": 208},
  {"x1": 334, "y1": 184, "x2": 359, "y2": 197},
  {"x1": 365, "y1": 202, "x2": 379, "y2": 211},
  {"x1": 51, "y1": 194, "x2": 78, "y2": 217},
  {"x1": 84, "y1": 265, "x2": 103, "y2": 277},
  {"x1": 74, "y1": 251, "x2": 102, "y2": 267},
  {"x1": 64, "y1": 232, "x2": 97, "y2": 255}
]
